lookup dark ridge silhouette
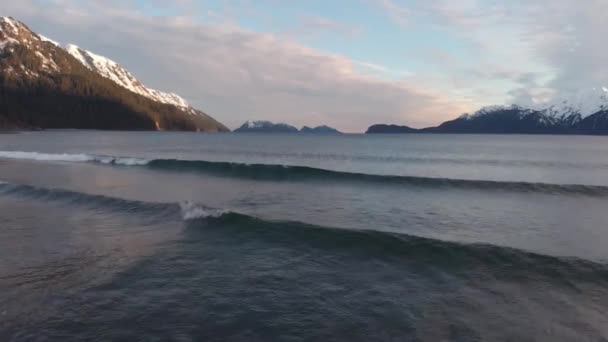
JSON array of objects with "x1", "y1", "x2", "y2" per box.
[{"x1": 366, "y1": 124, "x2": 418, "y2": 134}]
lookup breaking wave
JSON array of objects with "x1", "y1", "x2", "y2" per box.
[
  {"x1": 0, "y1": 150, "x2": 148, "y2": 165},
  {"x1": 0, "y1": 180, "x2": 606, "y2": 283},
  {"x1": 0, "y1": 181, "x2": 229, "y2": 222},
  {"x1": 2, "y1": 150, "x2": 608, "y2": 196}
]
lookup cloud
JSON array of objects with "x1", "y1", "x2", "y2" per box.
[
  {"x1": 3, "y1": 0, "x2": 468, "y2": 132},
  {"x1": 354, "y1": 61, "x2": 412, "y2": 78},
  {"x1": 369, "y1": 0, "x2": 411, "y2": 27},
  {"x1": 412, "y1": 0, "x2": 608, "y2": 107},
  {"x1": 286, "y1": 15, "x2": 364, "y2": 40},
  {"x1": 529, "y1": 1, "x2": 608, "y2": 90},
  {"x1": 6, "y1": 0, "x2": 606, "y2": 131}
]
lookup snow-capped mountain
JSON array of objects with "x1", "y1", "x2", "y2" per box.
[
  {"x1": 64, "y1": 44, "x2": 195, "y2": 112},
  {"x1": 0, "y1": 16, "x2": 228, "y2": 131},
  {"x1": 1, "y1": 16, "x2": 196, "y2": 113},
  {"x1": 536, "y1": 87, "x2": 608, "y2": 118},
  {"x1": 437, "y1": 87, "x2": 608, "y2": 134},
  {"x1": 367, "y1": 88, "x2": 608, "y2": 134}
]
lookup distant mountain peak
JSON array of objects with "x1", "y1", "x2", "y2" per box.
[
  {"x1": 300, "y1": 125, "x2": 341, "y2": 134},
  {"x1": 236, "y1": 120, "x2": 298, "y2": 133},
  {"x1": 244, "y1": 120, "x2": 273, "y2": 129},
  {"x1": 366, "y1": 124, "x2": 417, "y2": 134}
]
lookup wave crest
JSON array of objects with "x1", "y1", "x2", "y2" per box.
[
  {"x1": 179, "y1": 201, "x2": 228, "y2": 220},
  {"x1": 0, "y1": 151, "x2": 94, "y2": 162},
  {"x1": 96, "y1": 157, "x2": 149, "y2": 166},
  {"x1": 0, "y1": 150, "x2": 148, "y2": 166},
  {"x1": 1, "y1": 180, "x2": 608, "y2": 281},
  {"x1": 2, "y1": 150, "x2": 608, "y2": 196}
]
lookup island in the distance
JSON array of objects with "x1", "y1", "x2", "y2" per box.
[
  {"x1": 235, "y1": 121, "x2": 341, "y2": 134},
  {"x1": 366, "y1": 124, "x2": 418, "y2": 134}
]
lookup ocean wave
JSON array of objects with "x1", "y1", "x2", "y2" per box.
[
  {"x1": 2, "y1": 150, "x2": 608, "y2": 196},
  {"x1": 0, "y1": 181, "x2": 180, "y2": 218},
  {"x1": 194, "y1": 211, "x2": 608, "y2": 282},
  {"x1": 0, "y1": 181, "x2": 228, "y2": 221},
  {"x1": 0, "y1": 150, "x2": 148, "y2": 165},
  {"x1": 0, "y1": 150, "x2": 95, "y2": 162},
  {"x1": 179, "y1": 200, "x2": 228, "y2": 220},
  {"x1": 158, "y1": 146, "x2": 608, "y2": 169},
  {"x1": 0, "y1": 180, "x2": 607, "y2": 280},
  {"x1": 145, "y1": 159, "x2": 608, "y2": 196},
  {"x1": 96, "y1": 157, "x2": 149, "y2": 166}
]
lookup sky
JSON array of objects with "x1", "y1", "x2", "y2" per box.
[{"x1": 3, "y1": 0, "x2": 607, "y2": 132}]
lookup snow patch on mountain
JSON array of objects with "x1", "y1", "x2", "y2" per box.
[
  {"x1": 35, "y1": 50, "x2": 58, "y2": 72},
  {"x1": 0, "y1": 17, "x2": 19, "y2": 33},
  {"x1": 235, "y1": 120, "x2": 299, "y2": 133},
  {"x1": 0, "y1": 37, "x2": 18, "y2": 51},
  {"x1": 64, "y1": 44, "x2": 193, "y2": 112},
  {"x1": 0, "y1": 17, "x2": 29, "y2": 49},
  {"x1": 461, "y1": 87, "x2": 608, "y2": 127},
  {"x1": 462, "y1": 104, "x2": 532, "y2": 121},
  {"x1": 244, "y1": 120, "x2": 269, "y2": 129},
  {"x1": 38, "y1": 34, "x2": 59, "y2": 46},
  {"x1": 0, "y1": 17, "x2": 20, "y2": 51},
  {"x1": 522, "y1": 87, "x2": 608, "y2": 119}
]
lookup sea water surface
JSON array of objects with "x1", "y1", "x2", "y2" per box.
[{"x1": 1, "y1": 131, "x2": 608, "y2": 341}]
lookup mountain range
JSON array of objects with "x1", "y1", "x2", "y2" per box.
[
  {"x1": 4, "y1": 17, "x2": 608, "y2": 135},
  {"x1": 367, "y1": 88, "x2": 608, "y2": 134},
  {"x1": 235, "y1": 121, "x2": 341, "y2": 134},
  {"x1": 0, "y1": 17, "x2": 228, "y2": 131}
]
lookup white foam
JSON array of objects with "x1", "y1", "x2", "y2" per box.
[
  {"x1": 0, "y1": 151, "x2": 150, "y2": 166},
  {"x1": 96, "y1": 157, "x2": 150, "y2": 166},
  {"x1": 0, "y1": 151, "x2": 95, "y2": 162},
  {"x1": 179, "y1": 201, "x2": 227, "y2": 220}
]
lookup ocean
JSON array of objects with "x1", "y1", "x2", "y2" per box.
[{"x1": 1, "y1": 130, "x2": 608, "y2": 341}]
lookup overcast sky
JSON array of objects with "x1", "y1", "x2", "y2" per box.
[{"x1": 4, "y1": 0, "x2": 607, "y2": 131}]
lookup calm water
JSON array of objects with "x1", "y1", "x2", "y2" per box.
[{"x1": 1, "y1": 131, "x2": 608, "y2": 341}]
